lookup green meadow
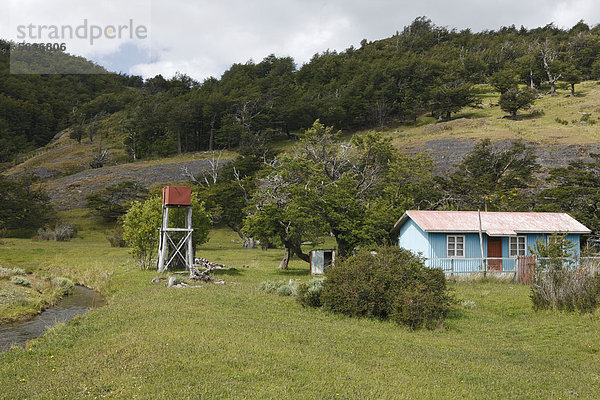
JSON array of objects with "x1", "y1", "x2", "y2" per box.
[{"x1": 0, "y1": 221, "x2": 599, "y2": 399}]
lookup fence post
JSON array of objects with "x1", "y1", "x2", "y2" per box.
[{"x1": 451, "y1": 258, "x2": 454, "y2": 277}]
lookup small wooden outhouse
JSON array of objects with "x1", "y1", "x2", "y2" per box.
[{"x1": 310, "y1": 249, "x2": 335, "y2": 275}]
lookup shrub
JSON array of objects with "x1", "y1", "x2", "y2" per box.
[
  {"x1": 54, "y1": 222, "x2": 77, "y2": 241},
  {"x1": 296, "y1": 278, "x2": 325, "y2": 307},
  {"x1": 276, "y1": 284, "x2": 295, "y2": 296},
  {"x1": 259, "y1": 280, "x2": 298, "y2": 296},
  {"x1": 105, "y1": 227, "x2": 126, "y2": 247},
  {"x1": 258, "y1": 280, "x2": 285, "y2": 293},
  {"x1": 0, "y1": 267, "x2": 26, "y2": 279},
  {"x1": 529, "y1": 233, "x2": 600, "y2": 313},
  {"x1": 53, "y1": 277, "x2": 75, "y2": 295},
  {"x1": 11, "y1": 276, "x2": 31, "y2": 287},
  {"x1": 531, "y1": 266, "x2": 600, "y2": 313},
  {"x1": 320, "y1": 246, "x2": 454, "y2": 330},
  {"x1": 36, "y1": 222, "x2": 77, "y2": 241},
  {"x1": 37, "y1": 226, "x2": 56, "y2": 241}
]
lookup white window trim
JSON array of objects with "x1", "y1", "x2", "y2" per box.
[
  {"x1": 509, "y1": 235, "x2": 527, "y2": 257},
  {"x1": 447, "y1": 235, "x2": 465, "y2": 258}
]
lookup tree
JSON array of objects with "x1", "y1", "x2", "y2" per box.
[
  {"x1": 562, "y1": 65, "x2": 582, "y2": 96},
  {"x1": 499, "y1": 87, "x2": 537, "y2": 118},
  {"x1": 489, "y1": 69, "x2": 520, "y2": 94},
  {"x1": 245, "y1": 120, "x2": 404, "y2": 262},
  {"x1": 443, "y1": 139, "x2": 538, "y2": 210},
  {"x1": 429, "y1": 80, "x2": 479, "y2": 121},
  {"x1": 243, "y1": 156, "x2": 326, "y2": 269},
  {"x1": 86, "y1": 181, "x2": 148, "y2": 221},
  {"x1": 0, "y1": 174, "x2": 54, "y2": 236},
  {"x1": 69, "y1": 124, "x2": 84, "y2": 144},
  {"x1": 295, "y1": 121, "x2": 397, "y2": 256},
  {"x1": 195, "y1": 156, "x2": 261, "y2": 247},
  {"x1": 536, "y1": 156, "x2": 600, "y2": 233},
  {"x1": 122, "y1": 193, "x2": 211, "y2": 269},
  {"x1": 540, "y1": 39, "x2": 562, "y2": 96}
]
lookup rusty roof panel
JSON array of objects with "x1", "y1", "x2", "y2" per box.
[{"x1": 397, "y1": 210, "x2": 591, "y2": 235}]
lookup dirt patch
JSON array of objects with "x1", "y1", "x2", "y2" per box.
[{"x1": 45, "y1": 158, "x2": 232, "y2": 210}]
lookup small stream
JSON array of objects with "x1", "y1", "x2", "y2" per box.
[{"x1": 0, "y1": 286, "x2": 106, "y2": 351}]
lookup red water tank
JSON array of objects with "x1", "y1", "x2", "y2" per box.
[{"x1": 162, "y1": 186, "x2": 191, "y2": 206}]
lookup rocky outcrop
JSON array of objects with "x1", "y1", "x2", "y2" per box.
[
  {"x1": 45, "y1": 159, "x2": 232, "y2": 210},
  {"x1": 406, "y1": 139, "x2": 600, "y2": 175}
]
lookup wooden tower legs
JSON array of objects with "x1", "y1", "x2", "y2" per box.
[{"x1": 157, "y1": 205, "x2": 194, "y2": 273}]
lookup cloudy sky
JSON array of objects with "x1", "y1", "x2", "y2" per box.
[{"x1": 4, "y1": 0, "x2": 599, "y2": 80}]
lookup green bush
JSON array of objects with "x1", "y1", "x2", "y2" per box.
[
  {"x1": 296, "y1": 278, "x2": 325, "y2": 307},
  {"x1": 11, "y1": 276, "x2": 31, "y2": 287},
  {"x1": 258, "y1": 280, "x2": 298, "y2": 296},
  {"x1": 276, "y1": 284, "x2": 296, "y2": 297},
  {"x1": 320, "y1": 246, "x2": 454, "y2": 330},
  {"x1": 258, "y1": 280, "x2": 285, "y2": 293},
  {"x1": 123, "y1": 194, "x2": 211, "y2": 269},
  {"x1": 53, "y1": 277, "x2": 75, "y2": 295}
]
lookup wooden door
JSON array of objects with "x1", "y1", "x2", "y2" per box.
[{"x1": 487, "y1": 237, "x2": 503, "y2": 270}]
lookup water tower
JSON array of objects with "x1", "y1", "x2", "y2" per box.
[{"x1": 157, "y1": 186, "x2": 194, "y2": 273}]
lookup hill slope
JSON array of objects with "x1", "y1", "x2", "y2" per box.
[
  {"x1": 388, "y1": 81, "x2": 600, "y2": 172},
  {"x1": 6, "y1": 81, "x2": 600, "y2": 209}
]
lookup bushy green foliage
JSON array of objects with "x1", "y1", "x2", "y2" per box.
[
  {"x1": 0, "y1": 175, "x2": 54, "y2": 236},
  {"x1": 258, "y1": 280, "x2": 298, "y2": 296},
  {"x1": 122, "y1": 194, "x2": 211, "y2": 269},
  {"x1": 53, "y1": 277, "x2": 75, "y2": 296},
  {"x1": 11, "y1": 276, "x2": 31, "y2": 287},
  {"x1": 296, "y1": 278, "x2": 325, "y2": 307},
  {"x1": 499, "y1": 87, "x2": 537, "y2": 117},
  {"x1": 536, "y1": 155, "x2": 600, "y2": 233},
  {"x1": 320, "y1": 247, "x2": 453, "y2": 329},
  {"x1": 245, "y1": 121, "x2": 434, "y2": 263},
  {"x1": 441, "y1": 139, "x2": 538, "y2": 211},
  {"x1": 0, "y1": 40, "x2": 136, "y2": 164},
  {"x1": 258, "y1": 280, "x2": 285, "y2": 293},
  {"x1": 276, "y1": 284, "x2": 296, "y2": 297},
  {"x1": 3, "y1": 20, "x2": 599, "y2": 164}
]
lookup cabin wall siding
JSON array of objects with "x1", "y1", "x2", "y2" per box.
[
  {"x1": 428, "y1": 232, "x2": 486, "y2": 259},
  {"x1": 398, "y1": 219, "x2": 429, "y2": 258}
]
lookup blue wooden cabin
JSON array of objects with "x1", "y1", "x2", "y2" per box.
[{"x1": 392, "y1": 211, "x2": 591, "y2": 274}]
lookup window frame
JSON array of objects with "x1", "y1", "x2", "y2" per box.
[
  {"x1": 447, "y1": 235, "x2": 465, "y2": 258},
  {"x1": 509, "y1": 235, "x2": 527, "y2": 257}
]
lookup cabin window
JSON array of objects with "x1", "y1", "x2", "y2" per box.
[
  {"x1": 509, "y1": 236, "x2": 526, "y2": 256},
  {"x1": 447, "y1": 235, "x2": 465, "y2": 257}
]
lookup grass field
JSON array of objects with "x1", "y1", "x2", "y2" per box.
[
  {"x1": 0, "y1": 222, "x2": 599, "y2": 399},
  {"x1": 381, "y1": 81, "x2": 600, "y2": 149}
]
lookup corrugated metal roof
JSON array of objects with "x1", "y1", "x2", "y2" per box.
[{"x1": 393, "y1": 210, "x2": 591, "y2": 235}]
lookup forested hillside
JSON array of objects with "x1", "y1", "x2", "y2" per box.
[
  {"x1": 0, "y1": 40, "x2": 140, "y2": 166},
  {"x1": 2, "y1": 18, "x2": 600, "y2": 165}
]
